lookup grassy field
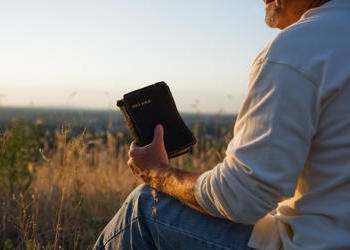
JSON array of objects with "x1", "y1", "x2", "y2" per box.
[{"x1": 0, "y1": 108, "x2": 235, "y2": 249}]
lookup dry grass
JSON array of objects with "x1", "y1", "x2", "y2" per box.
[{"x1": 0, "y1": 119, "x2": 233, "y2": 249}]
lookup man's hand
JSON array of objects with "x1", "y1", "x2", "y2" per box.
[
  {"x1": 127, "y1": 124, "x2": 169, "y2": 186},
  {"x1": 127, "y1": 124, "x2": 208, "y2": 214}
]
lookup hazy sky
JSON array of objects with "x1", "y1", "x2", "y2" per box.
[{"x1": 0, "y1": 0, "x2": 278, "y2": 114}]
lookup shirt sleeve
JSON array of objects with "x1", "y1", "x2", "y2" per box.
[{"x1": 194, "y1": 57, "x2": 318, "y2": 224}]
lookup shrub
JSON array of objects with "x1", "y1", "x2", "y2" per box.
[{"x1": 0, "y1": 119, "x2": 42, "y2": 194}]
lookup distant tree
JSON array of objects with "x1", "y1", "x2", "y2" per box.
[{"x1": 0, "y1": 119, "x2": 42, "y2": 194}]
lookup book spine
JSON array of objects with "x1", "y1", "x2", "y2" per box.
[{"x1": 118, "y1": 102, "x2": 142, "y2": 144}]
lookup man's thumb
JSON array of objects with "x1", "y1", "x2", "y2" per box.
[{"x1": 152, "y1": 124, "x2": 165, "y2": 146}]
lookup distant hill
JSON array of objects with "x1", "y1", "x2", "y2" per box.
[{"x1": 0, "y1": 107, "x2": 236, "y2": 137}]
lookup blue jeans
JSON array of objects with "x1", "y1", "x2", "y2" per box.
[{"x1": 94, "y1": 185, "x2": 254, "y2": 250}]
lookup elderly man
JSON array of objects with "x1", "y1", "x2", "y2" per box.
[{"x1": 95, "y1": 0, "x2": 350, "y2": 249}]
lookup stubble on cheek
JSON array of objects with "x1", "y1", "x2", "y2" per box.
[{"x1": 265, "y1": 4, "x2": 281, "y2": 28}]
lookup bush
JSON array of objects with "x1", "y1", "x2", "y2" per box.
[{"x1": 0, "y1": 119, "x2": 42, "y2": 194}]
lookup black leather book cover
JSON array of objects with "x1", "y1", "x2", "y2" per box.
[{"x1": 116, "y1": 82, "x2": 197, "y2": 158}]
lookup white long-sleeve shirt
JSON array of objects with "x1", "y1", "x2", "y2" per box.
[{"x1": 195, "y1": 1, "x2": 350, "y2": 249}]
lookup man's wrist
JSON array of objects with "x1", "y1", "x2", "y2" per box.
[
  {"x1": 145, "y1": 162, "x2": 172, "y2": 191},
  {"x1": 144, "y1": 164, "x2": 207, "y2": 214}
]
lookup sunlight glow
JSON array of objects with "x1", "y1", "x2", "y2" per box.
[{"x1": 0, "y1": 1, "x2": 277, "y2": 113}]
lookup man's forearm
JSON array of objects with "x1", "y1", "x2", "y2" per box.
[
  {"x1": 143, "y1": 162, "x2": 207, "y2": 214},
  {"x1": 127, "y1": 125, "x2": 208, "y2": 214}
]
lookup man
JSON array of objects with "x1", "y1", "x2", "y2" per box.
[{"x1": 95, "y1": 0, "x2": 350, "y2": 249}]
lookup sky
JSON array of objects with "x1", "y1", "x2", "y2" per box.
[{"x1": 0, "y1": 0, "x2": 278, "y2": 114}]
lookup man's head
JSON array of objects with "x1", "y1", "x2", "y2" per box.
[{"x1": 264, "y1": 0, "x2": 332, "y2": 29}]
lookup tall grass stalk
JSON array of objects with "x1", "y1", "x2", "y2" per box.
[{"x1": 0, "y1": 115, "x2": 234, "y2": 249}]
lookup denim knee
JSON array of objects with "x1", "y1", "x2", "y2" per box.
[{"x1": 93, "y1": 184, "x2": 157, "y2": 249}]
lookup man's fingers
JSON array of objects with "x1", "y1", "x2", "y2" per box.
[
  {"x1": 128, "y1": 124, "x2": 165, "y2": 161},
  {"x1": 128, "y1": 141, "x2": 140, "y2": 157},
  {"x1": 127, "y1": 158, "x2": 133, "y2": 167}
]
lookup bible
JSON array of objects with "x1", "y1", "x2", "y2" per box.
[{"x1": 116, "y1": 81, "x2": 197, "y2": 158}]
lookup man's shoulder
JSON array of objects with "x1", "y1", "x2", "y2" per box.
[
  {"x1": 252, "y1": 3, "x2": 350, "y2": 86},
  {"x1": 259, "y1": 11, "x2": 345, "y2": 71},
  {"x1": 265, "y1": 3, "x2": 349, "y2": 62},
  {"x1": 265, "y1": 21, "x2": 322, "y2": 60}
]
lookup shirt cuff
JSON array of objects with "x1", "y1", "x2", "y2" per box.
[{"x1": 194, "y1": 170, "x2": 224, "y2": 218}]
